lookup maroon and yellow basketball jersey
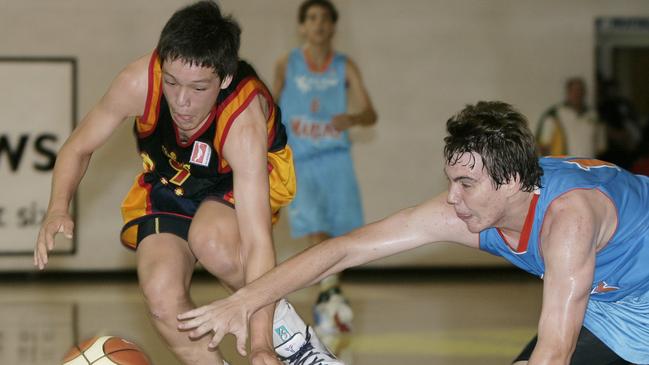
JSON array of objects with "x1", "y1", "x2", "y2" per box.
[{"x1": 120, "y1": 51, "x2": 295, "y2": 248}]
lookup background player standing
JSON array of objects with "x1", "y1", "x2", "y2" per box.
[{"x1": 273, "y1": 0, "x2": 377, "y2": 348}]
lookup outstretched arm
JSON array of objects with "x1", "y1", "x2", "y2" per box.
[
  {"x1": 528, "y1": 189, "x2": 614, "y2": 364},
  {"x1": 178, "y1": 192, "x2": 479, "y2": 352},
  {"x1": 34, "y1": 55, "x2": 148, "y2": 269}
]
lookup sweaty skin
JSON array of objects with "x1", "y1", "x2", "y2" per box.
[{"x1": 178, "y1": 152, "x2": 616, "y2": 364}]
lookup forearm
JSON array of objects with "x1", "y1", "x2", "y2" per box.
[
  {"x1": 241, "y1": 236, "x2": 277, "y2": 350},
  {"x1": 349, "y1": 108, "x2": 377, "y2": 127},
  {"x1": 48, "y1": 142, "x2": 91, "y2": 213},
  {"x1": 528, "y1": 318, "x2": 579, "y2": 364},
  {"x1": 234, "y1": 234, "x2": 353, "y2": 319},
  {"x1": 238, "y1": 207, "x2": 437, "y2": 315}
]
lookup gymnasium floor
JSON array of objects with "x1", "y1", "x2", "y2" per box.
[{"x1": 0, "y1": 269, "x2": 541, "y2": 365}]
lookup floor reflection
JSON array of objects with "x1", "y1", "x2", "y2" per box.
[{"x1": 0, "y1": 269, "x2": 541, "y2": 365}]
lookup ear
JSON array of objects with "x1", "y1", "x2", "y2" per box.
[
  {"x1": 504, "y1": 174, "x2": 523, "y2": 197},
  {"x1": 220, "y1": 74, "x2": 233, "y2": 90}
]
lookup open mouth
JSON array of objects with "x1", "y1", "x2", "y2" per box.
[{"x1": 174, "y1": 113, "x2": 193, "y2": 122}]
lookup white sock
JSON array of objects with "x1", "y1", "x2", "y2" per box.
[
  {"x1": 320, "y1": 275, "x2": 340, "y2": 291},
  {"x1": 272, "y1": 299, "x2": 308, "y2": 346}
]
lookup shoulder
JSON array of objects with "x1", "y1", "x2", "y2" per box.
[
  {"x1": 543, "y1": 188, "x2": 614, "y2": 235},
  {"x1": 101, "y1": 53, "x2": 150, "y2": 117},
  {"x1": 275, "y1": 53, "x2": 290, "y2": 70},
  {"x1": 115, "y1": 54, "x2": 150, "y2": 91},
  {"x1": 273, "y1": 53, "x2": 290, "y2": 81},
  {"x1": 344, "y1": 57, "x2": 364, "y2": 83},
  {"x1": 345, "y1": 56, "x2": 360, "y2": 73},
  {"x1": 546, "y1": 189, "x2": 593, "y2": 215}
]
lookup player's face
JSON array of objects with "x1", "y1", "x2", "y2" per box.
[
  {"x1": 301, "y1": 5, "x2": 335, "y2": 45},
  {"x1": 161, "y1": 59, "x2": 231, "y2": 134},
  {"x1": 444, "y1": 152, "x2": 509, "y2": 233}
]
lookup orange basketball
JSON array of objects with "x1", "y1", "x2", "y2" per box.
[{"x1": 62, "y1": 336, "x2": 151, "y2": 365}]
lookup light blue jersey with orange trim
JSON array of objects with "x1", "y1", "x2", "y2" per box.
[
  {"x1": 279, "y1": 48, "x2": 349, "y2": 161},
  {"x1": 480, "y1": 156, "x2": 649, "y2": 362}
]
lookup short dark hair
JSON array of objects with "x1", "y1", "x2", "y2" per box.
[
  {"x1": 157, "y1": 1, "x2": 241, "y2": 79},
  {"x1": 444, "y1": 101, "x2": 542, "y2": 192},
  {"x1": 298, "y1": 0, "x2": 338, "y2": 24}
]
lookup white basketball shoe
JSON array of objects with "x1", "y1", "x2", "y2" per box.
[{"x1": 273, "y1": 299, "x2": 344, "y2": 365}]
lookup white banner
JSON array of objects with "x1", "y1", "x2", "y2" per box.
[{"x1": 0, "y1": 58, "x2": 76, "y2": 255}]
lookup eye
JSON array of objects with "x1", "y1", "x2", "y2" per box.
[
  {"x1": 164, "y1": 79, "x2": 177, "y2": 86},
  {"x1": 194, "y1": 87, "x2": 207, "y2": 92}
]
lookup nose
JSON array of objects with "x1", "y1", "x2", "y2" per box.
[
  {"x1": 446, "y1": 185, "x2": 459, "y2": 205},
  {"x1": 175, "y1": 87, "x2": 190, "y2": 108}
]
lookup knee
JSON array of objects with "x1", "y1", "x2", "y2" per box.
[
  {"x1": 188, "y1": 229, "x2": 241, "y2": 279},
  {"x1": 139, "y1": 276, "x2": 189, "y2": 322}
]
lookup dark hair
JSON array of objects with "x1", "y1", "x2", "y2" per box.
[
  {"x1": 444, "y1": 101, "x2": 542, "y2": 192},
  {"x1": 157, "y1": 1, "x2": 240, "y2": 79},
  {"x1": 298, "y1": 0, "x2": 338, "y2": 24}
]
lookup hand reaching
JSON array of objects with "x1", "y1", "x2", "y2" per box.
[
  {"x1": 331, "y1": 114, "x2": 354, "y2": 131},
  {"x1": 177, "y1": 296, "x2": 251, "y2": 356},
  {"x1": 34, "y1": 211, "x2": 74, "y2": 270}
]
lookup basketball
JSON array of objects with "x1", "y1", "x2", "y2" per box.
[{"x1": 62, "y1": 336, "x2": 151, "y2": 365}]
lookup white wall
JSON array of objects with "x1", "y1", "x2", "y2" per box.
[{"x1": 1, "y1": 0, "x2": 647, "y2": 271}]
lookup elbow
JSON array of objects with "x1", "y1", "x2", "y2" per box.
[
  {"x1": 59, "y1": 140, "x2": 93, "y2": 164},
  {"x1": 366, "y1": 110, "x2": 378, "y2": 126}
]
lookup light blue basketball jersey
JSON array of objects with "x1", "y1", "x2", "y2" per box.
[
  {"x1": 279, "y1": 48, "x2": 349, "y2": 161},
  {"x1": 479, "y1": 156, "x2": 649, "y2": 363}
]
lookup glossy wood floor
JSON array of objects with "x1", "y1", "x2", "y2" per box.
[{"x1": 0, "y1": 269, "x2": 542, "y2": 365}]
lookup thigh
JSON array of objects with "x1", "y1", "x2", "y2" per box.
[
  {"x1": 320, "y1": 152, "x2": 364, "y2": 236},
  {"x1": 188, "y1": 199, "x2": 241, "y2": 270},
  {"x1": 289, "y1": 160, "x2": 327, "y2": 237},
  {"x1": 136, "y1": 232, "x2": 196, "y2": 296},
  {"x1": 512, "y1": 327, "x2": 631, "y2": 365}
]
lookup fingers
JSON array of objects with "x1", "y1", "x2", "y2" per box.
[
  {"x1": 177, "y1": 316, "x2": 206, "y2": 331},
  {"x1": 177, "y1": 304, "x2": 248, "y2": 354},
  {"x1": 61, "y1": 220, "x2": 74, "y2": 239},
  {"x1": 177, "y1": 305, "x2": 209, "y2": 321},
  {"x1": 190, "y1": 321, "x2": 215, "y2": 339},
  {"x1": 35, "y1": 221, "x2": 59, "y2": 269},
  {"x1": 34, "y1": 231, "x2": 49, "y2": 270},
  {"x1": 207, "y1": 327, "x2": 226, "y2": 350},
  {"x1": 177, "y1": 315, "x2": 230, "y2": 352},
  {"x1": 233, "y1": 326, "x2": 249, "y2": 357},
  {"x1": 34, "y1": 214, "x2": 74, "y2": 270},
  {"x1": 177, "y1": 307, "x2": 218, "y2": 339}
]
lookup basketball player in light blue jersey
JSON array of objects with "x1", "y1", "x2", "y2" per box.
[
  {"x1": 272, "y1": 0, "x2": 377, "y2": 348},
  {"x1": 180, "y1": 101, "x2": 649, "y2": 364}
]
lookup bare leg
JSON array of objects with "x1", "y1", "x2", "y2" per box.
[
  {"x1": 189, "y1": 201, "x2": 275, "y2": 354},
  {"x1": 137, "y1": 232, "x2": 225, "y2": 365},
  {"x1": 188, "y1": 200, "x2": 245, "y2": 291},
  {"x1": 307, "y1": 232, "x2": 353, "y2": 359}
]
